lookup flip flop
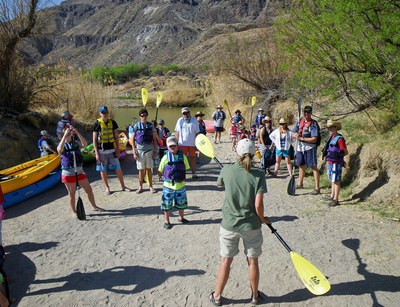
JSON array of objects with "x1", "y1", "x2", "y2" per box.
[
  {"x1": 135, "y1": 188, "x2": 143, "y2": 194},
  {"x1": 122, "y1": 187, "x2": 132, "y2": 192},
  {"x1": 93, "y1": 207, "x2": 105, "y2": 212},
  {"x1": 209, "y1": 292, "x2": 222, "y2": 306}
]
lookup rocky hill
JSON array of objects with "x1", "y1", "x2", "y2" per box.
[{"x1": 25, "y1": 0, "x2": 279, "y2": 68}]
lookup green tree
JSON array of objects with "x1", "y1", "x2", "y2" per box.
[{"x1": 277, "y1": 0, "x2": 400, "y2": 120}]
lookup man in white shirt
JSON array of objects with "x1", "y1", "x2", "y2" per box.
[{"x1": 175, "y1": 107, "x2": 200, "y2": 179}]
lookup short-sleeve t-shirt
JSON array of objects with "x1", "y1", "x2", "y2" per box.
[
  {"x1": 158, "y1": 152, "x2": 190, "y2": 190},
  {"x1": 92, "y1": 119, "x2": 118, "y2": 150},
  {"x1": 217, "y1": 163, "x2": 268, "y2": 232},
  {"x1": 175, "y1": 117, "x2": 200, "y2": 147}
]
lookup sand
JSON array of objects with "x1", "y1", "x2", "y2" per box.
[{"x1": 4, "y1": 136, "x2": 400, "y2": 306}]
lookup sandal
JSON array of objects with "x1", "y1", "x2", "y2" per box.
[
  {"x1": 209, "y1": 292, "x2": 222, "y2": 306},
  {"x1": 135, "y1": 188, "x2": 143, "y2": 194},
  {"x1": 296, "y1": 184, "x2": 303, "y2": 189},
  {"x1": 250, "y1": 290, "x2": 264, "y2": 305},
  {"x1": 93, "y1": 207, "x2": 105, "y2": 212}
]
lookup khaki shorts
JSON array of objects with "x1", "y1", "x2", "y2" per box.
[
  {"x1": 136, "y1": 150, "x2": 153, "y2": 170},
  {"x1": 219, "y1": 226, "x2": 263, "y2": 258}
]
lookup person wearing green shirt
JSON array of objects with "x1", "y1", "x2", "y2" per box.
[
  {"x1": 158, "y1": 136, "x2": 191, "y2": 229},
  {"x1": 209, "y1": 139, "x2": 271, "y2": 306}
]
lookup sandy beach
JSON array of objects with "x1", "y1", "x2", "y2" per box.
[{"x1": 4, "y1": 136, "x2": 400, "y2": 306}]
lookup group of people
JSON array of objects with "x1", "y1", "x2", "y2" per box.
[{"x1": 31, "y1": 102, "x2": 349, "y2": 305}]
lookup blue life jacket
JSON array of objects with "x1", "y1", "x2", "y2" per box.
[
  {"x1": 135, "y1": 122, "x2": 154, "y2": 144},
  {"x1": 163, "y1": 150, "x2": 186, "y2": 184},
  {"x1": 37, "y1": 137, "x2": 48, "y2": 154},
  {"x1": 255, "y1": 114, "x2": 265, "y2": 128},
  {"x1": 61, "y1": 141, "x2": 83, "y2": 169},
  {"x1": 232, "y1": 114, "x2": 242, "y2": 124},
  {"x1": 326, "y1": 134, "x2": 344, "y2": 163},
  {"x1": 199, "y1": 121, "x2": 207, "y2": 135}
]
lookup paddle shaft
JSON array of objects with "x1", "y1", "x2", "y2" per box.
[
  {"x1": 155, "y1": 107, "x2": 159, "y2": 122},
  {"x1": 223, "y1": 100, "x2": 233, "y2": 118},
  {"x1": 72, "y1": 151, "x2": 80, "y2": 196},
  {"x1": 292, "y1": 97, "x2": 302, "y2": 176},
  {"x1": 266, "y1": 223, "x2": 292, "y2": 253},
  {"x1": 213, "y1": 157, "x2": 224, "y2": 169}
]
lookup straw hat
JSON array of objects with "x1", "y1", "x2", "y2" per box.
[
  {"x1": 278, "y1": 118, "x2": 287, "y2": 124},
  {"x1": 195, "y1": 111, "x2": 205, "y2": 117},
  {"x1": 216, "y1": 105, "x2": 223, "y2": 109},
  {"x1": 326, "y1": 119, "x2": 342, "y2": 130},
  {"x1": 262, "y1": 116, "x2": 271, "y2": 123}
]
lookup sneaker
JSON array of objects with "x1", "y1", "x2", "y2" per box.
[
  {"x1": 164, "y1": 223, "x2": 172, "y2": 229},
  {"x1": 311, "y1": 189, "x2": 320, "y2": 195},
  {"x1": 328, "y1": 200, "x2": 339, "y2": 207},
  {"x1": 192, "y1": 174, "x2": 200, "y2": 180},
  {"x1": 321, "y1": 195, "x2": 333, "y2": 201},
  {"x1": 179, "y1": 218, "x2": 190, "y2": 224}
]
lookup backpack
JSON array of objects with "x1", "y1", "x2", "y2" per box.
[{"x1": 299, "y1": 119, "x2": 321, "y2": 147}]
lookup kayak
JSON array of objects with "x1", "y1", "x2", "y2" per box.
[
  {"x1": 0, "y1": 154, "x2": 60, "y2": 194},
  {"x1": 204, "y1": 120, "x2": 214, "y2": 134},
  {"x1": 3, "y1": 170, "x2": 61, "y2": 209},
  {"x1": 119, "y1": 132, "x2": 128, "y2": 152},
  {"x1": 81, "y1": 143, "x2": 96, "y2": 164}
]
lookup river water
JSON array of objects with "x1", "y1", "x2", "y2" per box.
[{"x1": 114, "y1": 106, "x2": 210, "y2": 130}]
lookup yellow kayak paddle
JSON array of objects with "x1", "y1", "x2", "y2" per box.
[{"x1": 195, "y1": 134, "x2": 223, "y2": 168}]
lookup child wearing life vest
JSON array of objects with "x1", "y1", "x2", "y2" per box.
[
  {"x1": 158, "y1": 136, "x2": 191, "y2": 229},
  {"x1": 322, "y1": 119, "x2": 348, "y2": 207},
  {"x1": 229, "y1": 123, "x2": 238, "y2": 151}
]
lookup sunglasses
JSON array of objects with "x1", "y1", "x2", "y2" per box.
[
  {"x1": 279, "y1": 123, "x2": 286, "y2": 125},
  {"x1": 101, "y1": 111, "x2": 109, "y2": 115},
  {"x1": 169, "y1": 145, "x2": 177, "y2": 148},
  {"x1": 140, "y1": 114, "x2": 148, "y2": 117},
  {"x1": 182, "y1": 112, "x2": 189, "y2": 115},
  {"x1": 304, "y1": 111, "x2": 311, "y2": 114}
]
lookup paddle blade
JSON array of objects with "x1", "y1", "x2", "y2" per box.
[
  {"x1": 156, "y1": 91, "x2": 163, "y2": 108},
  {"x1": 195, "y1": 134, "x2": 215, "y2": 159},
  {"x1": 223, "y1": 99, "x2": 229, "y2": 107},
  {"x1": 290, "y1": 251, "x2": 331, "y2": 295},
  {"x1": 251, "y1": 96, "x2": 257, "y2": 106},
  {"x1": 287, "y1": 175, "x2": 296, "y2": 195},
  {"x1": 76, "y1": 197, "x2": 86, "y2": 220},
  {"x1": 141, "y1": 88, "x2": 149, "y2": 107}
]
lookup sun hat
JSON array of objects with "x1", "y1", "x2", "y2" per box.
[
  {"x1": 61, "y1": 111, "x2": 70, "y2": 119},
  {"x1": 158, "y1": 119, "x2": 165, "y2": 125},
  {"x1": 181, "y1": 107, "x2": 190, "y2": 114},
  {"x1": 262, "y1": 116, "x2": 271, "y2": 123},
  {"x1": 236, "y1": 139, "x2": 255, "y2": 157},
  {"x1": 235, "y1": 109, "x2": 241, "y2": 114},
  {"x1": 216, "y1": 105, "x2": 223, "y2": 109},
  {"x1": 166, "y1": 136, "x2": 178, "y2": 147},
  {"x1": 195, "y1": 111, "x2": 205, "y2": 117},
  {"x1": 258, "y1": 108, "x2": 263, "y2": 112},
  {"x1": 279, "y1": 118, "x2": 287, "y2": 124},
  {"x1": 99, "y1": 106, "x2": 108, "y2": 113},
  {"x1": 326, "y1": 119, "x2": 342, "y2": 130},
  {"x1": 40, "y1": 130, "x2": 49, "y2": 136}
]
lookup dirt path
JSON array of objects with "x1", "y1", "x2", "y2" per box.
[{"x1": 4, "y1": 136, "x2": 400, "y2": 306}]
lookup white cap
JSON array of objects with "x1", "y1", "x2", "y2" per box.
[
  {"x1": 236, "y1": 139, "x2": 255, "y2": 157},
  {"x1": 166, "y1": 136, "x2": 178, "y2": 147},
  {"x1": 40, "y1": 130, "x2": 49, "y2": 136},
  {"x1": 181, "y1": 107, "x2": 189, "y2": 113}
]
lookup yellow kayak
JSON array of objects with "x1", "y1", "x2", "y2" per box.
[
  {"x1": 0, "y1": 154, "x2": 61, "y2": 194},
  {"x1": 119, "y1": 132, "x2": 128, "y2": 152}
]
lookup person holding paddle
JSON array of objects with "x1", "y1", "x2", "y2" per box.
[
  {"x1": 212, "y1": 105, "x2": 226, "y2": 144},
  {"x1": 209, "y1": 139, "x2": 270, "y2": 306},
  {"x1": 58, "y1": 128, "x2": 103, "y2": 215}
]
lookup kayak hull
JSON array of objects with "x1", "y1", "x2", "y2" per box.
[
  {"x1": 0, "y1": 154, "x2": 61, "y2": 194},
  {"x1": 3, "y1": 170, "x2": 61, "y2": 209}
]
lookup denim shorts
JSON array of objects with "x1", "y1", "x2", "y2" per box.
[
  {"x1": 276, "y1": 149, "x2": 290, "y2": 158},
  {"x1": 219, "y1": 226, "x2": 263, "y2": 258}
]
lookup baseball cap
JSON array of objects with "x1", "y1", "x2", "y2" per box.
[
  {"x1": 236, "y1": 139, "x2": 255, "y2": 157},
  {"x1": 166, "y1": 136, "x2": 178, "y2": 147},
  {"x1": 258, "y1": 108, "x2": 263, "y2": 112},
  {"x1": 40, "y1": 130, "x2": 49, "y2": 136},
  {"x1": 61, "y1": 111, "x2": 70, "y2": 119},
  {"x1": 181, "y1": 107, "x2": 190, "y2": 114},
  {"x1": 99, "y1": 106, "x2": 108, "y2": 113},
  {"x1": 158, "y1": 119, "x2": 165, "y2": 125}
]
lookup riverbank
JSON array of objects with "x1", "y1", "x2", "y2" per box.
[{"x1": 4, "y1": 135, "x2": 400, "y2": 306}]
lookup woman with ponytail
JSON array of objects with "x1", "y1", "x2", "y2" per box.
[{"x1": 209, "y1": 139, "x2": 271, "y2": 306}]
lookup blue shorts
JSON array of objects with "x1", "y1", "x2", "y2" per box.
[
  {"x1": 214, "y1": 126, "x2": 224, "y2": 132},
  {"x1": 161, "y1": 186, "x2": 188, "y2": 211},
  {"x1": 96, "y1": 152, "x2": 121, "y2": 172},
  {"x1": 276, "y1": 149, "x2": 290, "y2": 158},
  {"x1": 296, "y1": 147, "x2": 317, "y2": 168},
  {"x1": 327, "y1": 163, "x2": 342, "y2": 183}
]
